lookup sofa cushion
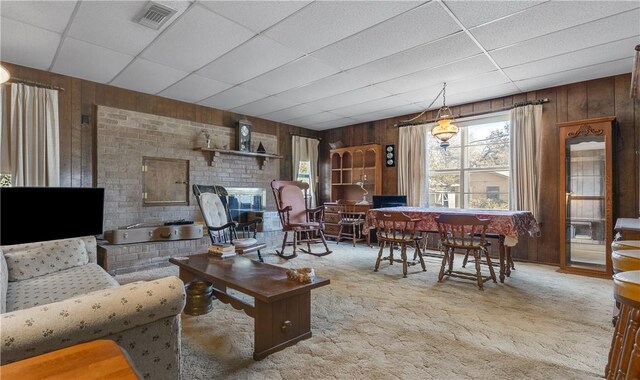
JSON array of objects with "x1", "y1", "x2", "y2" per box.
[
  {"x1": 0, "y1": 249, "x2": 7, "y2": 314},
  {"x1": 6, "y1": 263, "x2": 118, "y2": 312},
  {"x1": 3, "y1": 238, "x2": 89, "y2": 281}
]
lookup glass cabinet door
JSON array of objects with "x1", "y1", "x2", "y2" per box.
[
  {"x1": 564, "y1": 138, "x2": 606, "y2": 269},
  {"x1": 558, "y1": 117, "x2": 615, "y2": 277}
]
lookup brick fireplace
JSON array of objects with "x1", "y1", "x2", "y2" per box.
[{"x1": 96, "y1": 106, "x2": 282, "y2": 273}]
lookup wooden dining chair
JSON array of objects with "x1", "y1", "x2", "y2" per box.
[
  {"x1": 336, "y1": 199, "x2": 367, "y2": 247},
  {"x1": 371, "y1": 211, "x2": 426, "y2": 278},
  {"x1": 435, "y1": 214, "x2": 497, "y2": 290}
]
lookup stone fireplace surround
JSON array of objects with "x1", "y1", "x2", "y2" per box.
[{"x1": 96, "y1": 106, "x2": 282, "y2": 273}]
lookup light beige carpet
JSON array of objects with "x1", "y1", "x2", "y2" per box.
[{"x1": 116, "y1": 244, "x2": 614, "y2": 380}]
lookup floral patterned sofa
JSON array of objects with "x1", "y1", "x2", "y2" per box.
[{"x1": 0, "y1": 236, "x2": 186, "y2": 379}]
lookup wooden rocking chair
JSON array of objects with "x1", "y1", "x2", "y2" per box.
[{"x1": 270, "y1": 180, "x2": 332, "y2": 259}]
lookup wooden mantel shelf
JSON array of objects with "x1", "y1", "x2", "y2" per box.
[{"x1": 193, "y1": 147, "x2": 283, "y2": 169}]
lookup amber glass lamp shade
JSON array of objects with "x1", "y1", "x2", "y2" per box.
[{"x1": 431, "y1": 105, "x2": 458, "y2": 149}]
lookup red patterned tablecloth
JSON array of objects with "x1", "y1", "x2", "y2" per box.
[{"x1": 364, "y1": 207, "x2": 540, "y2": 247}]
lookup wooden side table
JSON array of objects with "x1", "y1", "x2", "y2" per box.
[{"x1": 0, "y1": 340, "x2": 139, "y2": 379}]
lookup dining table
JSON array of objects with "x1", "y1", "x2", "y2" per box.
[{"x1": 363, "y1": 206, "x2": 540, "y2": 282}]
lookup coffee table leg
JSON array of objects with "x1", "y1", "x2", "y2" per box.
[
  {"x1": 253, "y1": 291, "x2": 312, "y2": 360},
  {"x1": 499, "y1": 238, "x2": 506, "y2": 283}
]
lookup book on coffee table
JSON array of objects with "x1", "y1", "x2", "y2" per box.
[{"x1": 208, "y1": 243, "x2": 236, "y2": 257}]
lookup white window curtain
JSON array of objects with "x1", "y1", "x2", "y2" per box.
[
  {"x1": 0, "y1": 83, "x2": 60, "y2": 186},
  {"x1": 291, "y1": 135, "x2": 319, "y2": 207},
  {"x1": 509, "y1": 104, "x2": 542, "y2": 219},
  {"x1": 398, "y1": 124, "x2": 428, "y2": 207}
]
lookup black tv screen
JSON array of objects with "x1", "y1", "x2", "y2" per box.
[
  {"x1": 372, "y1": 195, "x2": 408, "y2": 209},
  {"x1": 1, "y1": 187, "x2": 104, "y2": 245}
]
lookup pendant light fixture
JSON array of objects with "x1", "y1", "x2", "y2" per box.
[{"x1": 431, "y1": 82, "x2": 458, "y2": 149}]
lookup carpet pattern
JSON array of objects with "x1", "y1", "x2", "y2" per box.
[{"x1": 116, "y1": 245, "x2": 614, "y2": 379}]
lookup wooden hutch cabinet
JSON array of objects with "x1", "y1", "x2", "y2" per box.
[
  {"x1": 558, "y1": 116, "x2": 615, "y2": 277},
  {"x1": 324, "y1": 144, "x2": 382, "y2": 239}
]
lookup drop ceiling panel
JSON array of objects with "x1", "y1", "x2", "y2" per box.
[
  {"x1": 52, "y1": 37, "x2": 134, "y2": 83},
  {"x1": 308, "y1": 118, "x2": 360, "y2": 130},
  {"x1": 395, "y1": 84, "x2": 444, "y2": 105},
  {"x1": 199, "y1": 1, "x2": 311, "y2": 33},
  {"x1": 263, "y1": 1, "x2": 421, "y2": 53},
  {"x1": 196, "y1": 36, "x2": 303, "y2": 84},
  {"x1": 158, "y1": 74, "x2": 233, "y2": 103},
  {"x1": 350, "y1": 104, "x2": 424, "y2": 123},
  {"x1": 330, "y1": 96, "x2": 411, "y2": 118},
  {"x1": 345, "y1": 32, "x2": 481, "y2": 85},
  {"x1": 446, "y1": 71, "x2": 509, "y2": 95},
  {"x1": 471, "y1": 1, "x2": 640, "y2": 50},
  {"x1": 276, "y1": 72, "x2": 370, "y2": 103},
  {"x1": 67, "y1": 1, "x2": 189, "y2": 56},
  {"x1": 141, "y1": 4, "x2": 255, "y2": 72},
  {"x1": 444, "y1": 82, "x2": 520, "y2": 108},
  {"x1": 311, "y1": 2, "x2": 462, "y2": 71},
  {"x1": 514, "y1": 57, "x2": 633, "y2": 93},
  {"x1": 375, "y1": 54, "x2": 497, "y2": 95},
  {"x1": 230, "y1": 96, "x2": 298, "y2": 116},
  {"x1": 0, "y1": 0, "x2": 77, "y2": 33},
  {"x1": 0, "y1": 18, "x2": 61, "y2": 70},
  {"x1": 110, "y1": 58, "x2": 188, "y2": 94},
  {"x1": 504, "y1": 37, "x2": 638, "y2": 81},
  {"x1": 490, "y1": 10, "x2": 640, "y2": 68},
  {"x1": 239, "y1": 56, "x2": 338, "y2": 95},
  {"x1": 286, "y1": 112, "x2": 345, "y2": 126},
  {"x1": 305, "y1": 86, "x2": 392, "y2": 112},
  {"x1": 261, "y1": 104, "x2": 322, "y2": 123},
  {"x1": 198, "y1": 86, "x2": 268, "y2": 110},
  {"x1": 443, "y1": 0, "x2": 545, "y2": 29}
]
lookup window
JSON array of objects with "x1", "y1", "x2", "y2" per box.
[
  {"x1": 296, "y1": 160, "x2": 311, "y2": 185},
  {"x1": 427, "y1": 113, "x2": 510, "y2": 210}
]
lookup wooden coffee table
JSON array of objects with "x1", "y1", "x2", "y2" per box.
[{"x1": 169, "y1": 253, "x2": 329, "y2": 360}]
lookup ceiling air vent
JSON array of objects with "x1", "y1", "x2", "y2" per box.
[{"x1": 135, "y1": 1, "x2": 177, "y2": 30}]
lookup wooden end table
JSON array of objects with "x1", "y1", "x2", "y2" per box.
[
  {"x1": 170, "y1": 253, "x2": 329, "y2": 360},
  {"x1": 0, "y1": 340, "x2": 139, "y2": 379}
]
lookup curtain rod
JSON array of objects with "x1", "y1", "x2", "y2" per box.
[
  {"x1": 4, "y1": 78, "x2": 65, "y2": 91},
  {"x1": 289, "y1": 132, "x2": 322, "y2": 140},
  {"x1": 395, "y1": 98, "x2": 549, "y2": 128}
]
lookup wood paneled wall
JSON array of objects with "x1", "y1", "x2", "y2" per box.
[
  {"x1": 1, "y1": 62, "x2": 320, "y2": 187},
  {"x1": 319, "y1": 74, "x2": 639, "y2": 265}
]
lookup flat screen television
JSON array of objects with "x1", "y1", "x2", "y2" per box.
[
  {"x1": 1, "y1": 187, "x2": 105, "y2": 245},
  {"x1": 372, "y1": 195, "x2": 407, "y2": 209}
]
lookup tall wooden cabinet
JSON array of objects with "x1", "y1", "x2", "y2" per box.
[
  {"x1": 558, "y1": 117, "x2": 615, "y2": 277},
  {"x1": 329, "y1": 144, "x2": 382, "y2": 202}
]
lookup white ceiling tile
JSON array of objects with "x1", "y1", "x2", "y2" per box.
[
  {"x1": 350, "y1": 104, "x2": 423, "y2": 123},
  {"x1": 52, "y1": 37, "x2": 133, "y2": 83},
  {"x1": 446, "y1": 71, "x2": 510, "y2": 95},
  {"x1": 490, "y1": 10, "x2": 640, "y2": 68},
  {"x1": 110, "y1": 58, "x2": 188, "y2": 94},
  {"x1": 504, "y1": 37, "x2": 638, "y2": 81},
  {"x1": 286, "y1": 112, "x2": 346, "y2": 126},
  {"x1": 0, "y1": 0, "x2": 77, "y2": 33},
  {"x1": 264, "y1": 1, "x2": 421, "y2": 53},
  {"x1": 375, "y1": 55, "x2": 497, "y2": 95},
  {"x1": 330, "y1": 96, "x2": 410, "y2": 118},
  {"x1": 514, "y1": 57, "x2": 633, "y2": 93},
  {"x1": 198, "y1": 86, "x2": 269, "y2": 110},
  {"x1": 239, "y1": 56, "x2": 339, "y2": 95},
  {"x1": 471, "y1": 1, "x2": 640, "y2": 50},
  {"x1": 307, "y1": 118, "x2": 360, "y2": 130},
  {"x1": 311, "y1": 2, "x2": 462, "y2": 71},
  {"x1": 68, "y1": 1, "x2": 189, "y2": 56},
  {"x1": 197, "y1": 36, "x2": 303, "y2": 84},
  {"x1": 395, "y1": 84, "x2": 444, "y2": 104},
  {"x1": 276, "y1": 72, "x2": 370, "y2": 103},
  {"x1": 199, "y1": 1, "x2": 311, "y2": 33},
  {"x1": 444, "y1": 83, "x2": 520, "y2": 108},
  {"x1": 443, "y1": 1, "x2": 545, "y2": 29},
  {"x1": 0, "y1": 17, "x2": 61, "y2": 70},
  {"x1": 158, "y1": 74, "x2": 233, "y2": 103},
  {"x1": 230, "y1": 96, "x2": 299, "y2": 116},
  {"x1": 305, "y1": 86, "x2": 392, "y2": 111},
  {"x1": 261, "y1": 104, "x2": 322, "y2": 123},
  {"x1": 142, "y1": 4, "x2": 255, "y2": 72},
  {"x1": 346, "y1": 32, "x2": 481, "y2": 85}
]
